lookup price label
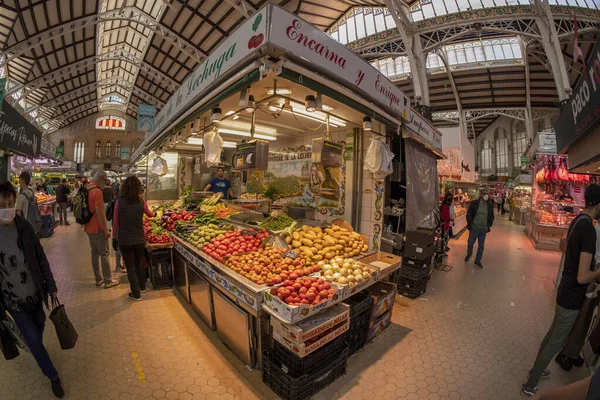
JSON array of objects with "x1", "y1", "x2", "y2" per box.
[{"x1": 284, "y1": 250, "x2": 300, "y2": 259}]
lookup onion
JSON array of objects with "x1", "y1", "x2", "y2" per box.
[
  {"x1": 355, "y1": 274, "x2": 364, "y2": 282},
  {"x1": 362, "y1": 272, "x2": 371, "y2": 279},
  {"x1": 346, "y1": 275, "x2": 356, "y2": 283},
  {"x1": 332, "y1": 265, "x2": 340, "y2": 272},
  {"x1": 338, "y1": 277, "x2": 349, "y2": 285},
  {"x1": 334, "y1": 257, "x2": 344, "y2": 264},
  {"x1": 339, "y1": 268, "x2": 349, "y2": 277},
  {"x1": 354, "y1": 269, "x2": 363, "y2": 276},
  {"x1": 342, "y1": 262, "x2": 351, "y2": 269},
  {"x1": 324, "y1": 270, "x2": 333, "y2": 276},
  {"x1": 332, "y1": 272, "x2": 342, "y2": 280},
  {"x1": 317, "y1": 261, "x2": 325, "y2": 267},
  {"x1": 323, "y1": 264, "x2": 332, "y2": 271}
]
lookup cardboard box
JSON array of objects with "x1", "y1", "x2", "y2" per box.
[
  {"x1": 264, "y1": 284, "x2": 343, "y2": 324},
  {"x1": 359, "y1": 252, "x2": 402, "y2": 276},
  {"x1": 367, "y1": 309, "x2": 392, "y2": 342},
  {"x1": 272, "y1": 319, "x2": 349, "y2": 358},
  {"x1": 404, "y1": 229, "x2": 436, "y2": 260},
  {"x1": 270, "y1": 303, "x2": 349, "y2": 344},
  {"x1": 370, "y1": 281, "x2": 397, "y2": 320}
]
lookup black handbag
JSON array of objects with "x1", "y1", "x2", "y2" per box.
[
  {"x1": 49, "y1": 297, "x2": 78, "y2": 350},
  {"x1": 0, "y1": 318, "x2": 19, "y2": 360}
]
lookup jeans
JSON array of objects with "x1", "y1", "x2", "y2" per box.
[
  {"x1": 9, "y1": 304, "x2": 59, "y2": 381},
  {"x1": 58, "y1": 202, "x2": 69, "y2": 225},
  {"x1": 87, "y1": 232, "x2": 112, "y2": 283},
  {"x1": 120, "y1": 244, "x2": 146, "y2": 298},
  {"x1": 466, "y1": 226, "x2": 487, "y2": 263},
  {"x1": 115, "y1": 249, "x2": 122, "y2": 268},
  {"x1": 527, "y1": 304, "x2": 580, "y2": 386}
]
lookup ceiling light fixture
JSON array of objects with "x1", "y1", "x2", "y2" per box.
[
  {"x1": 211, "y1": 106, "x2": 222, "y2": 123},
  {"x1": 238, "y1": 89, "x2": 248, "y2": 107},
  {"x1": 268, "y1": 101, "x2": 281, "y2": 113},
  {"x1": 322, "y1": 104, "x2": 334, "y2": 111},
  {"x1": 218, "y1": 128, "x2": 277, "y2": 141},
  {"x1": 266, "y1": 87, "x2": 292, "y2": 95},
  {"x1": 305, "y1": 95, "x2": 316, "y2": 112},
  {"x1": 363, "y1": 117, "x2": 372, "y2": 131},
  {"x1": 245, "y1": 95, "x2": 255, "y2": 113}
]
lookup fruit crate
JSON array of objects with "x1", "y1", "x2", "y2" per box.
[
  {"x1": 271, "y1": 332, "x2": 347, "y2": 378},
  {"x1": 263, "y1": 347, "x2": 348, "y2": 400},
  {"x1": 147, "y1": 249, "x2": 173, "y2": 289},
  {"x1": 396, "y1": 276, "x2": 428, "y2": 299},
  {"x1": 343, "y1": 290, "x2": 372, "y2": 318},
  {"x1": 348, "y1": 309, "x2": 370, "y2": 355}
]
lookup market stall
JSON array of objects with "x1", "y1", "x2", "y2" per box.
[
  {"x1": 511, "y1": 174, "x2": 532, "y2": 226},
  {"x1": 126, "y1": 5, "x2": 441, "y2": 398},
  {"x1": 440, "y1": 180, "x2": 479, "y2": 237}
]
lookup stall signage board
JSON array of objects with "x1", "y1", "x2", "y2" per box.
[
  {"x1": 0, "y1": 100, "x2": 41, "y2": 158},
  {"x1": 406, "y1": 109, "x2": 443, "y2": 153},
  {"x1": 153, "y1": 11, "x2": 268, "y2": 136},
  {"x1": 268, "y1": 5, "x2": 410, "y2": 121},
  {"x1": 555, "y1": 38, "x2": 600, "y2": 152},
  {"x1": 55, "y1": 146, "x2": 64, "y2": 160},
  {"x1": 40, "y1": 138, "x2": 56, "y2": 158},
  {"x1": 520, "y1": 155, "x2": 528, "y2": 169},
  {"x1": 136, "y1": 104, "x2": 156, "y2": 133}
]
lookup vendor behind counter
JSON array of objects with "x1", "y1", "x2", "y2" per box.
[{"x1": 204, "y1": 167, "x2": 234, "y2": 200}]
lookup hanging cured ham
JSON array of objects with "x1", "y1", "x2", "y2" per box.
[{"x1": 558, "y1": 159, "x2": 568, "y2": 181}]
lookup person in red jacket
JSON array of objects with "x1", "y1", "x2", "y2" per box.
[{"x1": 440, "y1": 192, "x2": 454, "y2": 257}]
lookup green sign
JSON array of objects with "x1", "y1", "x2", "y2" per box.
[
  {"x1": 55, "y1": 146, "x2": 64, "y2": 160},
  {"x1": 520, "y1": 155, "x2": 528, "y2": 168},
  {"x1": 0, "y1": 77, "x2": 6, "y2": 113}
]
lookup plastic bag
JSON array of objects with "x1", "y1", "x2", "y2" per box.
[
  {"x1": 151, "y1": 156, "x2": 168, "y2": 176},
  {"x1": 364, "y1": 136, "x2": 394, "y2": 179},
  {"x1": 204, "y1": 130, "x2": 224, "y2": 167}
]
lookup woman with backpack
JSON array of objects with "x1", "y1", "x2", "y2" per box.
[
  {"x1": 15, "y1": 172, "x2": 41, "y2": 234},
  {"x1": 112, "y1": 177, "x2": 155, "y2": 301}
]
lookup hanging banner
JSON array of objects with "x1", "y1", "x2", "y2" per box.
[
  {"x1": 0, "y1": 78, "x2": 6, "y2": 113},
  {"x1": 55, "y1": 145, "x2": 64, "y2": 160},
  {"x1": 0, "y1": 100, "x2": 41, "y2": 158},
  {"x1": 120, "y1": 147, "x2": 130, "y2": 161},
  {"x1": 136, "y1": 104, "x2": 156, "y2": 133}
]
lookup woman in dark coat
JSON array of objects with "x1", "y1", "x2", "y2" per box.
[{"x1": 0, "y1": 181, "x2": 64, "y2": 398}]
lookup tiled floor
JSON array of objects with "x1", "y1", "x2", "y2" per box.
[{"x1": 0, "y1": 215, "x2": 589, "y2": 399}]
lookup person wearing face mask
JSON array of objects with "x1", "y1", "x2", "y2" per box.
[
  {"x1": 85, "y1": 171, "x2": 119, "y2": 289},
  {"x1": 0, "y1": 181, "x2": 64, "y2": 398},
  {"x1": 521, "y1": 184, "x2": 600, "y2": 397},
  {"x1": 465, "y1": 189, "x2": 495, "y2": 268}
]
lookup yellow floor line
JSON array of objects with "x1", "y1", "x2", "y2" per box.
[{"x1": 131, "y1": 351, "x2": 147, "y2": 383}]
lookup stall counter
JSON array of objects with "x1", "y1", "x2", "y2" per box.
[
  {"x1": 526, "y1": 219, "x2": 568, "y2": 251},
  {"x1": 453, "y1": 214, "x2": 468, "y2": 237}
]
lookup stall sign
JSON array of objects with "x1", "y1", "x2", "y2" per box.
[
  {"x1": 40, "y1": 138, "x2": 56, "y2": 158},
  {"x1": 55, "y1": 145, "x2": 64, "y2": 160},
  {"x1": 406, "y1": 109, "x2": 443, "y2": 153},
  {"x1": 520, "y1": 155, "x2": 529, "y2": 169},
  {"x1": 153, "y1": 11, "x2": 268, "y2": 136},
  {"x1": 0, "y1": 100, "x2": 41, "y2": 158},
  {"x1": 269, "y1": 6, "x2": 410, "y2": 121},
  {"x1": 555, "y1": 38, "x2": 600, "y2": 152},
  {"x1": 136, "y1": 104, "x2": 156, "y2": 133}
]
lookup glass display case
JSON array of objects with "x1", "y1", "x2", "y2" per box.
[
  {"x1": 442, "y1": 180, "x2": 480, "y2": 236},
  {"x1": 527, "y1": 200, "x2": 582, "y2": 251}
]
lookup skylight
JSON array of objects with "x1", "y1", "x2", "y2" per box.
[
  {"x1": 104, "y1": 95, "x2": 125, "y2": 105},
  {"x1": 328, "y1": 7, "x2": 395, "y2": 45}
]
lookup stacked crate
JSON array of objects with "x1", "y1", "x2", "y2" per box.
[
  {"x1": 343, "y1": 290, "x2": 372, "y2": 355},
  {"x1": 367, "y1": 282, "x2": 397, "y2": 342},
  {"x1": 394, "y1": 256, "x2": 433, "y2": 299}
]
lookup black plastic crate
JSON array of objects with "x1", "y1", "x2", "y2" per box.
[
  {"x1": 402, "y1": 256, "x2": 432, "y2": 268},
  {"x1": 398, "y1": 285, "x2": 427, "y2": 299},
  {"x1": 148, "y1": 249, "x2": 173, "y2": 289},
  {"x1": 396, "y1": 275, "x2": 428, "y2": 290},
  {"x1": 272, "y1": 332, "x2": 347, "y2": 378},
  {"x1": 263, "y1": 347, "x2": 348, "y2": 400},
  {"x1": 348, "y1": 310, "x2": 370, "y2": 355},
  {"x1": 343, "y1": 290, "x2": 372, "y2": 318},
  {"x1": 399, "y1": 263, "x2": 431, "y2": 281}
]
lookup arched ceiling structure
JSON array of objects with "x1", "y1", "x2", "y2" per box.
[{"x1": 0, "y1": 0, "x2": 599, "y2": 137}]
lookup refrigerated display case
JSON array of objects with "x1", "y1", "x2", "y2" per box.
[{"x1": 527, "y1": 200, "x2": 582, "y2": 251}]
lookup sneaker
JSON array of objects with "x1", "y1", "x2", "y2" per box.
[
  {"x1": 571, "y1": 356, "x2": 585, "y2": 367},
  {"x1": 555, "y1": 354, "x2": 573, "y2": 371},
  {"x1": 115, "y1": 266, "x2": 126, "y2": 273},
  {"x1": 95, "y1": 279, "x2": 104, "y2": 287},
  {"x1": 540, "y1": 370, "x2": 552, "y2": 379},
  {"x1": 140, "y1": 289, "x2": 147, "y2": 293},
  {"x1": 464, "y1": 255, "x2": 471, "y2": 262},
  {"x1": 128, "y1": 293, "x2": 141, "y2": 301},
  {"x1": 475, "y1": 261, "x2": 484, "y2": 268},
  {"x1": 104, "y1": 280, "x2": 120, "y2": 289},
  {"x1": 520, "y1": 384, "x2": 538, "y2": 397},
  {"x1": 51, "y1": 378, "x2": 65, "y2": 398}
]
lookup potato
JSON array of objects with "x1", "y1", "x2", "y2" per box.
[
  {"x1": 314, "y1": 238, "x2": 323, "y2": 244},
  {"x1": 317, "y1": 232, "x2": 323, "y2": 239},
  {"x1": 331, "y1": 225, "x2": 341, "y2": 231},
  {"x1": 312, "y1": 254, "x2": 323, "y2": 261},
  {"x1": 351, "y1": 242, "x2": 358, "y2": 249},
  {"x1": 285, "y1": 235, "x2": 292, "y2": 244},
  {"x1": 311, "y1": 226, "x2": 321, "y2": 233},
  {"x1": 299, "y1": 246, "x2": 309, "y2": 252},
  {"x1": 324, "y1": 228, "x2": 334, "y2": 235},
  {"x1": 292, "y1": 240, "x2": 302, "y2": 248},
  {"x1": 301, "y1": 238, "x2": 314, "y2": 247},
  {"x1": 325, "y1": 252, "x2": 335, "y2": 259},
  {"x1": 317, "y1": 249, "x2": 325, "y2": 256},
  {"x1": 303, "y1": 248, "x2": 314, "y2": 257},
  {"x1": 334, "y1": 244, "x2": 343, "y2": 251},
  {"x1": 292, "y1": 231, "x2": 301, "y2": 241},
  {"x1": 361, "y1": 245, "x2": 368, "y2": 252},
  {"x1": 352, "y1": 249, "x2": 360, "y2": 256},
  {"x1": 301, "y1": 225, "x2": 310, "y2": 232},
  {"x1": 345, "y1": 247, "x2": 353, "y2": 253},
  {"x1": 314, "y1": 243, "x2": 323, "y2": 250}
]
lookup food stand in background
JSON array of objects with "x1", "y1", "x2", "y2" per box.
[
  {"x1": 440, "y1": 180, "x2": 479, "y2": 236},
  {"x1": 511, "y1": 174, "x2": 532, "y2": 226}
]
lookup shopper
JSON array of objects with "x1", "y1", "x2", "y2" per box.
[
  {"x1": 0, "y1": 181, "x2": 64, "y2": 398},
  {"x1": 55, "y1": 179, "x2": 70, "y2": 226},
  {"x1": 464, "y1": 189, "x2": 495, "y2": 269},
  {"x1": 530, "y1": 370, "x2": 596, "y2": 400},
  {"x1": 521, "y1": 184, "x2": 600, "y2": 397},
  {"x1": 85, "y1": 171, "x2": 119, "y2": 289},
  {"x1": 15, "y1": 172, "x2": 39, "y2": 233},
  {"x1": 509, "y1": 193, "x2": 516, "y2": 221},
  {"x1": 440, "y1": 193, "x2": 454, "y2": 256},
  {"x1": 204, "y1": 167, "x2": 234, "y2": 200},
  {"x1": 108, "y1": 184, "x2": 124, "y2": 274},
  {"x1": 112, "y1": 176, "x2": 155, "y2": 301}
]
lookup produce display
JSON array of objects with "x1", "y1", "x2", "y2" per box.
[
  {"x1": 202, "y1": 228, "x2": 270, "y2": 262},
  {"x1": 224, "y1": 245, "x2": 320, "y2": 286},
  {"x1": 268, "y1": 276, "x2": 337, "y2": 306},
  {"x1": 160, "y1": 210, "x2": 198, "y2": 231},
  {"x1": 200, "y1": 203, "x2": 237, "y2": 218},
  {"x1": 284, "y1": 225, "x2": 368, "y2": 263},
  {"x1": 191, "y1": 213, "x2": 220, "y2": 226},
  {"x1": 259, "y1": 212, "x2": 296, "y2": 231},
  {"x1": 175, "y1": 223, "x2": 234, "y2": 249},
  {"x1": 318, "y1": 257, "x2": 377, "y2": 288},
  {"x1": 147, "y1": 233, "x2": 172, "y2": 244},
  {"x1": 36, "y1": 193, "x2": 55, "y2": 204},
  {"x1": 201, "y1": 192, "x2": 223, "y2": 206},
  {"x1": 239, "y1": 193, "x2": 266, "y2": 200}
]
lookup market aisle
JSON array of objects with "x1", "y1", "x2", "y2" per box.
[{"x1": 0, "y1": 216, "x2": 589, "y2": 400}]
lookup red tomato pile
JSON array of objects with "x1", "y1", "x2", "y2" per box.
[
  {"x1": 224, "y1": 246, "x2": 321, "y2": 286},
  {"x1": 143, "y1": 219, "x2": 152, "y2": 236},
  {"x1": 161, "y1": 210, "x2": 197, "y2": 231},
  {"x1": 147, "y1": 233, "x2": 172, "y2": 244},
  {"x1": 269, "y1": 277, "x2": 336, "y2": 306},
  {"x1": 202, "y1": 228, "x2": 269, "y2": 262}
]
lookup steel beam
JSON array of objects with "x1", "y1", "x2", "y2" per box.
[{"x1": 222, "y1": 0, "x2": 256, "y2": 18}]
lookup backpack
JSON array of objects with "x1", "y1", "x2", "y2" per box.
[
  {"x1": 73, "y1": 186, "x2": 100, "y2": 225},
  {"x1": 106, "y1": 198, "x2": 116, "y2": 222},
  {"x1": 21, "y1": 190, "x2": 41, "y2": 233}
]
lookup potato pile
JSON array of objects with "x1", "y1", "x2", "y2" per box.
[{"x1": 284, "y1": 224, "x2": 369, "y2": 263}]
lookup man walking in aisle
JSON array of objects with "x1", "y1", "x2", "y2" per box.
[
  {"x1": 55, "y1": 179, "x2": 70, "y2": 226},
  {"x1": 464, "y1": 189, "x2": 494, "y2": 268},
  {"x1": 85, "y1": 171, "x2": 119, "y2": 289},
  {"x1": 521, "y1": 184, "x2": 600, "y2": 397}
]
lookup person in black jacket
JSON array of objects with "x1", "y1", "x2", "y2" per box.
[
  {"x1": 465, "y1": 189, "x2": 495, "y2": 268},
  {"x1": 55, "y1": 179, "x2": 70, "y2": 226},
  {"x1": 0, "y1": 181, "x2": 64, "y2": 398}
]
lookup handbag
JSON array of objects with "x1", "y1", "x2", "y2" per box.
[{"x1": 49, "y1": 297, "x2": 78, "y2": 350}]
